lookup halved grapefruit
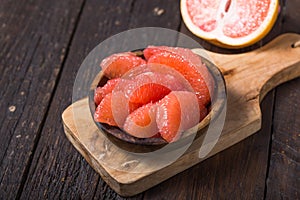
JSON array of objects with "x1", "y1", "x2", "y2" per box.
[{"x1": 181, "y1": 0, "x2": 279, "y2": 48}]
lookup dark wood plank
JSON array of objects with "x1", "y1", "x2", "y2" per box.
[
  {"x1": 19, "y1": 1, "x2": 140, "y2": 199},
  {"x1": 20, "y1": 0, "x2": 183, "y2": 199},
  {"x1": 143, "y1": 91, "x2": 275, "y2": 200},
  {"x1": 129, "y1": 0, "x2": 181, "y2": 29},
  {"x1": 266, "y1": 78, "x2": 300, "y2": 199},
  {"x1": 0, "y1": 0, "x2": 84, "y2": 199},
  {"x1": 265, "y1": 1, "x2": 300, "y2": 199},
  {"x1": 281, "y1": 0, "x2": 300, "y2": 33}
]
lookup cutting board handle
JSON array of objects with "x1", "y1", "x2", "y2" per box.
[{"x1": 205, "y1": 33, "x2": 300, "y2": 102}]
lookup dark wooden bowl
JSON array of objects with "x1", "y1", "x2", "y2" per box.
[{"x1": 89, "y1": 54, "x2": 226, "y2": 153}]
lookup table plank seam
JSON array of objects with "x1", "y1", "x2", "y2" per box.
[
  {"x1": 91, "y1": 176, "x2": 101, "y2": 199},
  {"x1": 263, "y1": 89, "x2": 277, "y2": 200},
  {"x1": 128, "y1": 0, "x2": 137, "y2": 28},
  {"x1": 262, "y1": 2, "x2": 288, "y2": 197}
]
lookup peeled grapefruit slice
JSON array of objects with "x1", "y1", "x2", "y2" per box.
[
  {"x1": 110, "y1": 90, "x2": 141, "y2": 128},
  {"x1": 95, "y1": 88, "x2": 140, "y2": 127},
  {"x1": 147, "y1": 50, "x2": 212, "y2": 106},
  {"x1": 144, "y1": 45, "x2": 205, "y2": 62},
  {"x1": 94, "y1": 78, "x2": 121, "y2": 105},
  {"x1": 156, "y1": 91, "x2": 200, "y2": 143},
  {"x1": 144, "y1": 46, "x2": 214, "y2": 104},
  {"x1": 94, "y1": 93, "x2": 117, "y2": 126},
  {"x1": 123, "y1": 103, "x2": 159, "y2": 138},
  {"x1": 181, "y1": 0, "x2": 279, "y2": 48},
  {"x1": 125, "y1": 71, "x2": 187, "y2": 106},
  {"x1": 100, "y1": 52, "x2": 146, "y2": 78}
]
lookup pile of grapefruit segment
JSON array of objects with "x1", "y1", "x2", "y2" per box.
[{"x1": 94, "y1": 46, "x2": 214, "y2": 143}]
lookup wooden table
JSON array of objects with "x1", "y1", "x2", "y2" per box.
[{"x1": 1, "y1": 0, "x2": 299, "y2": 199}]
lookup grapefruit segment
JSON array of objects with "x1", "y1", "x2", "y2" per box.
[
  {"x1": 94, "y1": 78, "x2": 121, "y2": 105},
  {"x1": 129, "y1": 83, "x2": 171, "y2": 105},
  {"x1": 144, "y1": 46, "x2": 214, "y2": 104},
  {"x1": 147, "y1": 51, "x2": 212, "y2": 105},
  {"x1": 144, "y1": 45, "x2": 206, "y2": 65},
  {"x1": 94, "y1": 91, "x2": 139, "y2": 128},
  {"x1": 111, "y1": 91, "x2": 140, "y2": 128},
  {"x1": 181, "y1": 0, "x2": 279, "y2": 48},
  {"x1": 94, "y1": 93, "x2": 117, "y2": 126},
  {"x1": 156, "y1": 91, "x2": 200, "y2": 143},
  {"x1": 100, "y1": 52, "x2": 146, "y2": 79},
  {"x1": 123, "y1": 103, "x2": 159, "y2": 138},
  {"x1": 125, "y1": 71, "x2": 187, "y2": 106}
]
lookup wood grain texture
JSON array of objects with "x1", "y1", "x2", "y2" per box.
[
  {"x1": 18, "y1": 0, "x2": 144, "y2": 199},
  {"x1": 265, "y1": 78, "x2": 300, "y2": 199},
  {"x1": 0, "y1": 0, "x2": 84, "y2": 199},
  {"x1": 264, "y1": 1, "x2": 300, "y2": 199},
  {"x1": 0, "y1": 0, "x2": 299, "y2": 199},
  {"x1": 62, "y1": 34, "x2": 300, "y2": 196},
  {"x1": 129, "y1": 0, "x2": 181, "y2": 29},
  {"x1": 144, "y1": 91, "x2": 275, "y2": 200},
  {"x1": 19, "y1": 0, "x2": 182, "y2": 199},
  {"x1": 281, "y1": 0, "x2": 300, "y2": 34}
]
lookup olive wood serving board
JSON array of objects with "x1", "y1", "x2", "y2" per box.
[{"x1": 62, "y1": 33, "x2": 300, "y2": 196}]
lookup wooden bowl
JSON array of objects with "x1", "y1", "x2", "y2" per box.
[{"x1": 89, "y1": 54, "x2": 226, "y2": 153}]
